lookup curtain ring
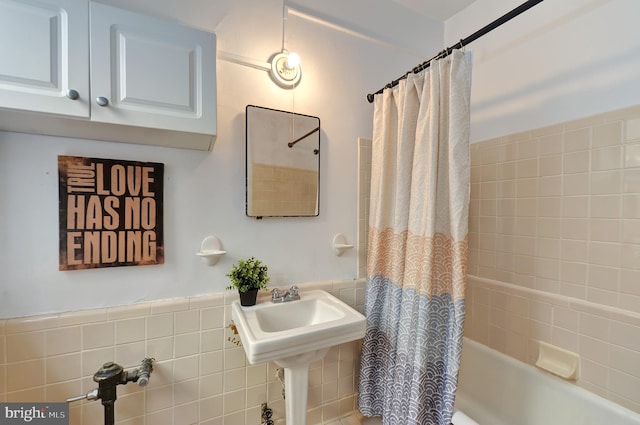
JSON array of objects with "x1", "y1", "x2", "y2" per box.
[{"x1": 459, "y1": 39, "x2": 465, "y2": 52}]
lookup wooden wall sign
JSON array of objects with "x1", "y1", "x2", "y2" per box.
[{"x1": 58, "y1": 156, "x2": 164, "y2": 270}]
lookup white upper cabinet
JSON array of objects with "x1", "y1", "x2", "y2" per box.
[
  {"x1": 0, "y1": 0, "x2": 89, "y2": 117},
  {"x1": 0, "y1": 0, "x2": 217, "y2": 150},
  {"x1": 90, "y1": 2, "x2": 216, "y2": 136}
]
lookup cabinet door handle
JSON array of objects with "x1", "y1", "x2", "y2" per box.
[
  {"x1": 66, "y1": 89, "x2": 79, "y2": 100},
  {"x1": 96, "y1": 96, "x2": 109, "y2": 106}
]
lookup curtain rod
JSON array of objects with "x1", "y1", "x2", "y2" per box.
[{"x1": 366, "y1": 0, "x2": 545, "y2": 103}]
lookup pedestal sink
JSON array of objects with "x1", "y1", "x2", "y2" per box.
[{"x1": 231, "y1": 289, "x2": 366, "y2": 425}]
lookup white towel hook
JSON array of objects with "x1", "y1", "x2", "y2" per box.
[{"x1": 332, "y1": 233, "x2": 354, "y2": 256}]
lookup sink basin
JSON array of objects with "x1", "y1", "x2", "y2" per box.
[
  {"x1": 231, "y1": 289, "x2": 366, "y2": 365},
  {"x1": 231, "y1": 289, "x2": 366, "y2": 425}
]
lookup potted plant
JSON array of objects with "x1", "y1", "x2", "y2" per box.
[{"x1": 226, "y1": 257, "x2": 270, "y2": 306}]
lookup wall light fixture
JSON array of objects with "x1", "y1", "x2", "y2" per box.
[{"x1": 269, "y1": 50, "x2": 301, "y2": 88}]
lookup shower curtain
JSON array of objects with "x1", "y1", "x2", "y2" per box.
[{"x1": 358, "y1": 50, "x2": 472, "y2": 425}]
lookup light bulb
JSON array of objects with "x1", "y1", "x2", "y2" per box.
[
  {"x1": 285, "y1": 52, "x2": 300, "y2": 69},
  {"x1": 269, "y1": 51, "x2": 301, "y2": 88}
]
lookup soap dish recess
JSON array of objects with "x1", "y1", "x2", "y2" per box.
[
  {"x1": 535, "y1": 341, "x2": 579, "y2": 380},
  {"x1": 197, "y1": 235, "x2": 226, "y2": 266}
]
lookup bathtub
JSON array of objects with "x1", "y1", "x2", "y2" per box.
[{"x1": 454, "y1": 338, "x2": 640, "y2": 425}]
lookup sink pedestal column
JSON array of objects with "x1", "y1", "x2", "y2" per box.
[{"x1": 274, "y1": 348, "x2": 330, "y2": 425}]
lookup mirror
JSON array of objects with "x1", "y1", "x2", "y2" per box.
[{"x1": 246, "y1": 105, "x2": 320, "y2": 217}]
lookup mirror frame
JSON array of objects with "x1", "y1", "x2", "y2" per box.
[{"x1": 245, "y1": 105, "x2": 320, "y2": 218}]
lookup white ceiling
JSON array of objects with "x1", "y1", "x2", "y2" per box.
[{"x1": 392, "y1": 0, "x2": 478, "y2": 20}]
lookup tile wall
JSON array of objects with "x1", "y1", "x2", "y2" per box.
[
  {"x1": 0, "y1": 279, "x2": 365, "y2": 425},
  {"x1": 357, "y1": 138, "x2": 372, "y2": 279},
  {"x1": 465, "y1": 105, "x2": 640, "y2": 414}
]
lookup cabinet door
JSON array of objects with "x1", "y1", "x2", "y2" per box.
[
  {"x1": 0, "y1": 0, "x2": 89, "y2": 117},
  {"x1": 90, "y1": 3, "x2": 217, "y2": 136}
]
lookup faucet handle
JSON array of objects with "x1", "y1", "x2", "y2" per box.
[
  {"x1": 66, "y1": 388, "x2": 98, "y2": 403},
  {"x1": 289, "y1": 285, "x2": 299, "y2": 296},
  {"x1": 271, "y1": 288, "x2": 281, "y2": 300}
]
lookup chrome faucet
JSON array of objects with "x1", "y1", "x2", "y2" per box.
[{"x1": 271, "y1": 285, "x2": 300, "y2": 303}]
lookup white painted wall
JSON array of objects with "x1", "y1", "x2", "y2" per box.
[
  {"x1": 445, "y1": 0, "x2": 640, "y2": 143},
  {"x1": 0, "y1": 0, "x2": 442, "y2": 318}
]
